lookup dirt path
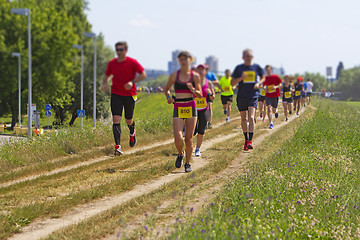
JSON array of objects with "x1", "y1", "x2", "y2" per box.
[
  {"x1": 105, "y1": 107, "x2": 308, "y2": 239},
  {"x1": 0, "y1": 117, "x2": 241, "y2": 189}
]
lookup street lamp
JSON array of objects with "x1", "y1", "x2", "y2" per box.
[
  {"x1": 11, "y1": 52, "x2": 21, "y2": 128},
  {"x1": 11, "y1": 8, "x2": 32, "y2": 137},
  {"x1": 73, "y1": 45, "x2": 84, "y2": 129},
  {"x1": 83, "y1": 32, "x2": 97, "y2": 128}
]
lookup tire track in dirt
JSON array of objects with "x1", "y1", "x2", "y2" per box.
[{"x1": 0, "y1": 117, "x2": 241, "y2": 189}]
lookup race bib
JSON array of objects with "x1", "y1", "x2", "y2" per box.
[
  {"x1": 284, "y1": 91, "x2": 292, "y2": 98},
  {"x1": 243, "y1": 71, "x2": 256, "y2": 83},
  {"x1": 195, "y1": 97, "x2": 207, "y2": 109},
  {"x1": 268, "y1": 85, "x2": 276, "y2": 93},
  {"x1": 178, "y1": 107, "x2": 192, "y2": 118},
  {"x1": 260, "y1": 89, "x2": 266, "y2": 96},
  {"x1": 295, "y1": 91, "x2": 301, "y2": 96},
  {"x1": 224, "y1": 86, "x2": 231, "y2": 92},
  {"x1": 132, "y1": 95, "x2": 138, "y2": 101}
]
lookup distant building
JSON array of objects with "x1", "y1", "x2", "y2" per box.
[
  {"x1": 205, "y1": 55, "x2": 219, "y2": 74},
  {"x1": 272, "y1": 66, "x2": 285, "y2": 76},
  {"x1": 145, "y1": 69, "x2": 168, "y2": 80},
  {"x1": 168, "y1": 49, "x2": 197, "y2": 74}
]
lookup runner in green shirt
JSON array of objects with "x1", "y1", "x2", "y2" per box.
[{"x1": 218, "y1": 69, "x2": 234, "y2": 122}]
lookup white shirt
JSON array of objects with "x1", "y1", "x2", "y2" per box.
[{"x1": 306, "y1": 81, "x2": 313, "y2": 93}]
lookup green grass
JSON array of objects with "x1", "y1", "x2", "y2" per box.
[
  {"x1": 346, "y1": 101, "x2": 360, "y2": 107},
  {"x1": 170, "y1": 99, "x2": 360, "y2": 239}
]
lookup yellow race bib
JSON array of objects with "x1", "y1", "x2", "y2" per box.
[
  {"x1": 132, "y1": 95, "x2": 138, "y2": 101},
  {"x1": 268, "y1": 85, "x2": 276, "y2": 93},
  {"x1": 260, "y1": 89, "x2": 266, "y2": 96},
  {"x1": 195, "y1": 97, "x2": 207, "y2": 109},
  {"x1": 295, "y1": 91, "x2": 301, "y2": 96},
  {"x1": 284, "y1": 92, "x2": 292, "y2": 98},
  {"x1": 224, "y1": 86, "x2": 231, "y2": 92},
  {"x1": 178, "y1": 107, "x2": 192, "y2": 118},
  {"x1": 243, "y1": 71, "x2": 256, "y2": 83}
]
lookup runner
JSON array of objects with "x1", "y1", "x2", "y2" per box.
[
  {"x1": 293, "y1": 77, "x2": 304, "y2": 115},
  {"x1": 205, "y1": 64, "x2": 218, "y2": 129},
  {"x1": 194, "y1": 64, "x2": 214, "y2": 157},
  {"x1": 280, "y1": 75, "x2": 294, "y2": 121},
  {"x1": 102, "y1": 41, "x2": 147, "y2": 156},
  {"x1": 218, "y1": 69, "x2": 233, "y2": 122},
  {"x1": 305, "y1": 78, "x2": 314, "y2": 104},
  {"x1": 263, "y1": 65, "x2": 282, "y2": 129},
  {"x1": 231, "y1": 48, "x2": 264, "y2": 151},
  {"x1": 164, "y1": 51, "x2": 202, "y2": 172},
  {"x1": 301, "y1": 79, "x2": 307, "y2": 107},
  {"x1": 258, "y1": 84, "x2": 266, "y2": 122}
]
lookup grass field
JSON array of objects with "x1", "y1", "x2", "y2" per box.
[{"x1": 170, "y1": 100, "x2": 360, "y2": 239}]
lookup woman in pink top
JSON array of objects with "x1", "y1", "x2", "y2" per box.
[{"x1": 164, "y1": 51, "x2": 202, "y2": 172}]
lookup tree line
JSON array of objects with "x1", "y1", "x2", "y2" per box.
[{"x1": 0, "y1": 0, "x2": 115, "y2": 129}]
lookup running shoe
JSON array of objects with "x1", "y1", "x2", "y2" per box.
[
  {"x1": 260, "y1": 113, "x2": 263, "y2": 118},
  {"x1": 175, "y1": 151, "x2": 184, "y2": 168},
  {"x1": 195, "y1": 148, "x2": 201, "y2": 157},
  {"x1": 275, "y1": 112, "x2": 279, "y2": 118},
  {"x1": 226, "y1": 116, "x2": 230, "y2": 122},
  {"x1": 243, "y1": 140, "x2": 249, "y2": 151},
  {"x1": 184, "y1": 163, "x2": 192, "y2": 172},
  {"x1": 208, "y1": 122, "x2": 212, "y2": 129},
  {"x1": 269, "y1": 123, "x2": 274, "y2": 129},
  {"x1": 296, "y1": 112, "x2": 300, "y2": 116},
  {"x1": 293, "y1": 107, "x2": 296, "y2": 111},
  {"x1": 254, "y1": 117, "x2": 257, "y2": 124},
  {"x1": 114, "y1": 145, "x2": 123, "y2": 156},
  {"x1": 289, "y1": 111, "x2": 292, "y2": 115},
  {"x1": 285, "y1": 117, "x2": 289, "y2": 121},
  {"x1": 129, "y1": 131, "x2": 136, "y2": 147},
  {"x1": 224, "y1": 110, "x2": 227, "y2": 115},
  {"x1": 262, "y1": 119, "x2": 266, "y2": 123},
  {"x1": 247, "y1": 141, "x2": 253, "y2": 149}
]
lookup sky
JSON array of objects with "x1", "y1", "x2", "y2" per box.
[{"x1": 86, "y1": 0, "x2": 360, "y2": 76}]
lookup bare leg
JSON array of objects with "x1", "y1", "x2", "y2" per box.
[
  {"x1": 240, "y1": 111, "x2": 248, "y2": 133},
  {"x1": 184, "y1": 117, "x2": 197, "y2": 164},
  {"x1": 283, "y1": 102, "x2": 288, "y2": 119},
  {"x1": 227, "y1": 102, "x2": 231, "y2": 117},
  {"x1": 173, "y1": 118, "x2": 185, "y2": 155},
  {"x1": 196, "y1": 134, "x2": 204, "y2": 149},
  {"x1": 267, "y1": 105, "x2": 272, "y2": 123}
]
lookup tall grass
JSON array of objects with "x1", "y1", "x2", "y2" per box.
[{"x1": 170, "y1": 99, "x2": 360, "y2": 239}]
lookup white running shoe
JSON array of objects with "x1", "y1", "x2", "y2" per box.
[{"x1": 195, "y1": 148, "x2": 201, "y2": 157}]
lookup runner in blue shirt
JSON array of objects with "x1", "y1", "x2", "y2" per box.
[
  {"x1": 205, "y1": 64, "x2": 218, "y2": 129},
  {"x1": 231, "y1": 49, "x2": 265, "y2": 151}
]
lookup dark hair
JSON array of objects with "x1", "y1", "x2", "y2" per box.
[
  {"x1": 265, "y1": 65, "x2": 272, "y2": 70},
  {"x1": 115, "y1": 41, "x2": 128, "y2": 50},
  {"x1": 225, "y1": 69, "x2": 231, "y2": 73}
]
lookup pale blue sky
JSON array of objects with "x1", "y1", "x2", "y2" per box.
[{"x1": 86, "y1": 0, "x2": 359, "y2": 75}]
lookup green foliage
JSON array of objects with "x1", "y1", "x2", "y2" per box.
[
  {"x1": 170, "y1": 99, "x2": 360, "y2": 239},
  {"x1": 0, "y1": 0, "x2": 114, "y2": 126},
  {"x1": 334, "y1": 66, "x2": 360, "y2": 101},
  {"x1": 138, "y1": 75, "x2": 169, "y2": 89},
  {"x1": 293, "y1": 72, "x2": 329, "y2": 92}
]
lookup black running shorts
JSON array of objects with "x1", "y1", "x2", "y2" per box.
[
  {"x1": 111, "y1": 93, "x2": 136, "y2": 120},
  {"x1": 221, "y1": 95, "x2": 233, "y2": 105}
]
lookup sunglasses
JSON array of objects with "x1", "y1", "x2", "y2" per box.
[{"x1": 116, "y1": 48, "x2": 125, "y2": 52}]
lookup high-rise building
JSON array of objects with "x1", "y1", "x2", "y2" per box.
[
  {"x1": 205, "y1": 55, "x2": 219, "y2": 74},
  {"x1": 168, "y1": 50, "x2": 181, "y2": 74}
]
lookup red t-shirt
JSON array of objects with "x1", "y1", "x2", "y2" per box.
[
  {"x1": 263, "y1": 75, "x2": 282, "y2": 98},
  {"x1": 105, "y1": 56, "x2": 144, "y2": 96}
]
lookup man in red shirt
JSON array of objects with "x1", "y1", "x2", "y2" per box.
[
  {"x1": 263, "y1": 65, "x2": 282, "y2": 129},
  {"x1": 102, "y1": 41, "x2": 147, "y2": 155}
]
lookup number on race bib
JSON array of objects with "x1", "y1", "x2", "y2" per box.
[
  {"x1": 295, "y1": 91, "x2": 301, "y2": 96},
  {"x1": 268, "y1": 85, "x2": 276, "y2": 93},
  {"x1": 224, "y1": 86, "x2": 231, "y2": 92},
  {"x1": 178, "y1": 107, "x2": 193, "y2": 118},
  {"x1": 260, "y1": 89, "x2": 266, "y2": 96},
  {"x1": 284, "y1": 92, "x2": 292, "y2": 98},
  {"x1": 195, "y1": 98, "x2": 207, "y2": 109},
  {"x1": 243, "y1": 71, "x2": 256, "y2": 83}
]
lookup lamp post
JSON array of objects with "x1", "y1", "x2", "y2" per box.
[
  {"x1": 11, "y1": 52, "x2": 21, "y2": 128},
  {"x1": 73, "y1": 45, "x2": 84, "y2": 129},
  {"x1": 11, "y1": 8, "x2": 32, "y2": 137},
  {"x1": 83, "y1": 32, "x2": 97, "y2": 128}
]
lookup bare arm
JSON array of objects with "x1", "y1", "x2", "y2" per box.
[
  {"x1": 164, "y1": 73, "x2": 176, "y2": 104},
  {"x1": 254, "y1": 75, "x2": 266, "y2": 89},
  {"x1": 190, "y1": 73, "x2": 202, "y2": 98},
  {"x1": 208, "y1": 81, "x2": 215, "y2": 100},
  {"x1": 102, "y1": 74, "x2": 110, "y2": 92},
  {"x1": 133, "y1": 71, "x2": 147, "y2": 83}
]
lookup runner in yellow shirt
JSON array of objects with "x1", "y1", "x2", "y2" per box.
[{"x1": 218, "y1": 69, "x2": 234, "y2": 122}]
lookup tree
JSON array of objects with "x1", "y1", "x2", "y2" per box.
[
  {"x1": 334, "y1": 66, "x2": 360, "y2": 101},
  {"x1": 336, "y1": 61, "x2": 344, "y2": 80}
]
